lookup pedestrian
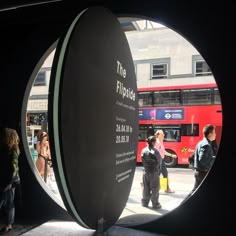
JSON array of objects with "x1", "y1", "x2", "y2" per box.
[
  {"x1": 36, "y1": 131, "x2": 51, "y2": 182},
  {"x1": 155, "y1": 129, "x2": 177, "y2": 193},
  {"x1": 0, "y1": 128, "x2": 20, "y2": 233},
  {"x1": 141, "y1": 135, "x2": 162, "y2": 209},
  {"x1": 33, "y1": 130, "x2": 39, "y2": 150},
  {"x1": 191, "y1": 124, "x2": 216, "y2": 192}
]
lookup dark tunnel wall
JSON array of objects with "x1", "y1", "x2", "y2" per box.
[
  {"x1": 0, "y1": 3, "x2": 79, "y2": 221},
  {"x1": 0, "y1": 1, "x2": 232, "y2": 234}
]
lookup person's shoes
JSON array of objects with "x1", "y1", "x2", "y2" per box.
[
  {"x1": 165, "y1": 189, "x2": 175, "y2": 193},
  {"x1": 141, "y1": 204, "x2": 148, "y2": 207},
  {"x1": 153, "y1": 203, "x2": 162, "y2": 209},
  {"x1": 0, "y1": 226, "x2": 12, "y2": 234}
]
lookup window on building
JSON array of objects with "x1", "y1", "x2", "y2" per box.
[
  {"x1": 27, "y1": 112, "x2": 47, "y2": 126},
  {"x1": 34, "y1": 71, "x2": 46, "y2": 86},
  {"x1": 194, "y1": 60, "x2": 212, "y2": 76},
  {"x1": 152, "y1": 63, "x2": 168, "y2": 79}
]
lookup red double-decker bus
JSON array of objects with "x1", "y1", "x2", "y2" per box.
[{"x1": 137, "y1": 83, "x2": 222, "y2": 167}]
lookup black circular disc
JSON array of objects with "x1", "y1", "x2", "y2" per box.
[{"x1": 49, "y1": 7, "x2": 138, "y2": 230}]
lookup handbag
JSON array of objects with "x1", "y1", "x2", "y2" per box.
[{"x1": 160, "y1": 177, "x2": 167, "y2": 190}]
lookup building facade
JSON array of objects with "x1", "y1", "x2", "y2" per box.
[{"x1": 26, "y1": 23, "x2": 215, "y2": 129}]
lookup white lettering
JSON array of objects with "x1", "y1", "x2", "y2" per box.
[
  {"x1": 116, "y1": 80, "x2": 135, "y2": 101},
  {"x1": 117, "y1": 60, "x2": 126, "y2": 78}
]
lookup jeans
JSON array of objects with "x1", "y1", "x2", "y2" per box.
[{"x1": 0, "y1": 188, "x2": 15, "y2": 225}]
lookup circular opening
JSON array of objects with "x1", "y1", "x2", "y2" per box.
[
  {"x1": 118, "y1": 17, "x2": 222, "y2": 225},
  {"x1": 21, "y1": 16, "x2": 222, "y2": 226}
]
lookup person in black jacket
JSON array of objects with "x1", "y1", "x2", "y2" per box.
[
  {"x1": 182, "y1": 124, "x2": 217, "y2": 205},
  {"x1": 0, "y1": 128, "x2": 20, "y2": 233},
  {"x1": 141, "y1": 135, "x2": 162, "y2": 209},
  {"x1": 192, "y1": 124, "x2": 216, "y2": 192}
]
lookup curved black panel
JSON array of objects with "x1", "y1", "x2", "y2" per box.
[{"x1": 49, "y1": 7, "x2": 138, "y2": 230}]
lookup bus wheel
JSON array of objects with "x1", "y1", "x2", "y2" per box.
[{"x1": 164, "y1": 150, "x2": 177, "y2": 167}]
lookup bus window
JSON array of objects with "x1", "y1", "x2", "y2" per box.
[
  {"x1": 153, "y1": 90, "x2": 181, "y2": 106},
  {"x1": 139, "y1": 124, "x2": 154, "y2": 141},
  {"x1": 214, "y1": 88, "x2": 221, "y2": 104},
  {"x1": 182, "y1": 89, "x2": 212, "y2": 105},
  {"x1": 152, "y1": 125, "x2": 181, "y2": 142},
  {"x1": 181, "y1": 124, "x2": 199, "y2": 136},
  {"x1": 138, "y1": 92, "x2": 154, "y2": 107}
]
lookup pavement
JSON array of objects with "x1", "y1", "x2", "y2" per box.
[{"x1": 0, "y1": 167, "x2": 194, "y2": 235}]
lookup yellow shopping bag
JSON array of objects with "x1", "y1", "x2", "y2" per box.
[{"x1": 160, "y1": 177, "x2": 167, "y2": 190}]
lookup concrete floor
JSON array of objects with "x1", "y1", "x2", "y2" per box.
[{"x1": 0, "y1": 167, "x2": 193, "y2": 235}]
